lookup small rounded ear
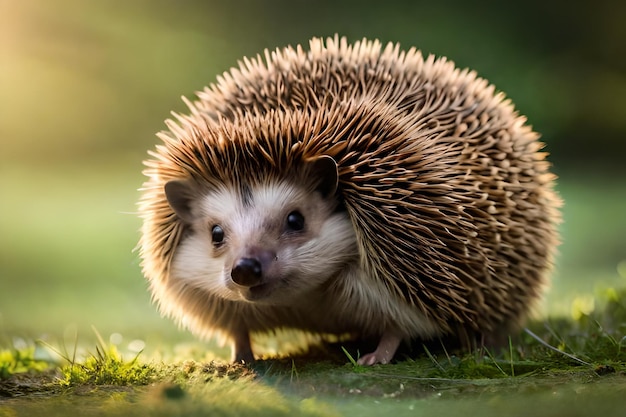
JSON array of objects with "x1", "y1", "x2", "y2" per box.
[
  {"x1": 308, "y1": 155, "x2": 338, "y2": 197},
  {"x1": 164, "y1": 180, "x2": 196, "y2": 224}
]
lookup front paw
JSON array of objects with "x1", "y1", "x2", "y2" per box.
[
  {"x1": 231, "y1": 329, "x2": 255, "y2": 365},
  {"x1": 356, "y1": 331, "x2": 402, "y2": 365},
  {"x1": 233, "y1": 349, "x2": 255, "y2": 365}
]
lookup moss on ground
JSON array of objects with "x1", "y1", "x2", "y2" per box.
[
  {"x1": 59, "y1": 345, "x2": 157, "y2": 387},
  {"x1": 1, "y1": 288, "x2": 625, "y2": 416},
  {"x1": 0, "y1": 347, "x2": 51, "y2": 380}
]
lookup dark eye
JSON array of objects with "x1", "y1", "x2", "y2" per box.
[
  {"x1": 211, "y1": 225, "x2": 225, "y2": 244},
  {"x1": 286, "y1": 211, "x2": 305, "y2": 232}
]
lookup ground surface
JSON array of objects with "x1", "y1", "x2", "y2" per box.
[{"x1": 2, "y1": 310, "x2": 626, "y2": 417}]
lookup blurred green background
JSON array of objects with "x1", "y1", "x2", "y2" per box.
[{"x1": 1, "y1": 0, "x2": 625, "y2": 351}]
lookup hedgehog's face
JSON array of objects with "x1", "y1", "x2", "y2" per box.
[{"x1": 165, "y1": 157, "x2": 358, "y2": 305}]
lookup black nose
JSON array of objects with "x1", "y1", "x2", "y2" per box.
[{"x1": 231, "y1": 257, "x2": 263, "y2": 287}]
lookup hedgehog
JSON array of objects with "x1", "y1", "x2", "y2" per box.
[{"x1": 138, "y1": 36, "x2": 561, "y2": 365}]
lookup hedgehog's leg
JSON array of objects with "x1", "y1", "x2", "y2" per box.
[
  {"x1": 231, "y1": 329, "x2": 254, "y2": 364},
  {"x1": 357, "y1": 331, "x2": 402, "y2": 365}
]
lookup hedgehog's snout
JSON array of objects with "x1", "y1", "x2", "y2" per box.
[
  {"x1": 231, "y1": 257, "x2": 263, "y2": 287},
  {"x1": 230, "y1": 248, "x2": 277, "y2": 288}
]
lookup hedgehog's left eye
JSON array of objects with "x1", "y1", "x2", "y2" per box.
[
  {"x1": 211, "y1": 225, "x2": 225, "y2": 244},
  {"x1": 286, "y1": 211, "x2": 305, "y2": 232}
]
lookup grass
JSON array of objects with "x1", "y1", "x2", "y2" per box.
[{"x1": 1, "y1": 287, "x2": 625, "y2": 416}]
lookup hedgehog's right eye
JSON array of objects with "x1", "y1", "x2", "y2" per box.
[
  {"x1": 211, "y1": 225, "x2": 225, "y2": 244},
  {"x1": 286, "y1": 211, "x2": 305, "y2": 232}
]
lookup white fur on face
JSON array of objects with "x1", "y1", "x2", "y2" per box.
[
  {"x1": 170, "y1": 185, "x2": 240, "y2": 300},
  {"x1": 170, "y1": 232, "x2": 231, "y2": 298},
  {"x1": 170, "y1": 180, "x2": 359, "y2": 304}
]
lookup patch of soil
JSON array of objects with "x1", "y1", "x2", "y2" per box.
[{"x1": 0, "y1": 370, "x2": 62, "y2": 401}]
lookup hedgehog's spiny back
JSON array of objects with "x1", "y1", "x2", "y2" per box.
[{"x1": 195, "y1": 36, "x2": 501, "y2": 124}]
